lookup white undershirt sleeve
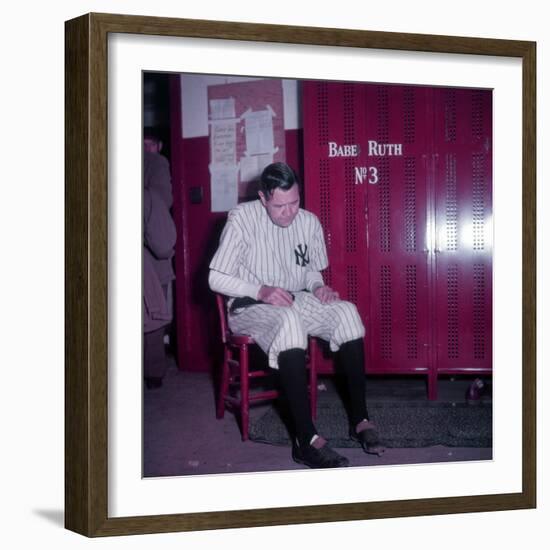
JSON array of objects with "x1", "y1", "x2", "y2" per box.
[{"x1": 305, "y1": 271, "x2": 325, "y2": 293}]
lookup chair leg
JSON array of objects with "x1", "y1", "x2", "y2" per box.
[
  {"x1": 239, "y1": 344, "x2": 250, "y2": 441},
  {"x1": 216, "y1": 348, "x2": 230, "y2": 419}
]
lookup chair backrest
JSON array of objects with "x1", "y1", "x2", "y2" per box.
[{"x1": 215, "y1": 293, "x2": 229, "y2": 344}]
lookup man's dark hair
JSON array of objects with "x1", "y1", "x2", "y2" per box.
[
  {"x1": 259, "y1": 162, "x2": 299, "y2": 199},
  {"x1": 143, "y1": 127, "x2": 162, "y2": 144}
]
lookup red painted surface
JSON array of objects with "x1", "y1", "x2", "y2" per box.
[
  {"x1": 431, "y1": 88, "x2": 493, "y2": 376},
  {"x1": 302, "y1": 80, "x2": 493, "y2": 398},
  {"x1": 170, "y1": 75, "x2": 225, "y2": 372},
  {"x1": 363, "y1": 84, "x2": 432, "y2": 375},
  {"x1": 208, "y1": 79, "x2": 286, "y2": 199},
  {"x1": 173, "y1": 134, "x2": 226, "y2": 371}
]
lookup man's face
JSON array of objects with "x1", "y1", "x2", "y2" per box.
[
  {"x1": 259, "y1": 184, "x2": 300, "y2": 228},
  {"x1": 144, "y1": 138, "x2": 162, "y2": 154}
]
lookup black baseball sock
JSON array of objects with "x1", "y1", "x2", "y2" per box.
[
  {"x1": 277, "y1": 348, "x2": 317, "y2": 449},
  {"x1": 338, "y1": 338, "x2": 369, "y2": 426}
]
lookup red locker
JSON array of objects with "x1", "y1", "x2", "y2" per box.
[
  {"x1": 363, "y1": 84, "x2": 432, "y2": 378},
  {"x1": 302, "y1": 80, "x2": 492, "y2": 399},
  {"x1": 432, "y1": 88, "x2": 493, "y2": 379}
]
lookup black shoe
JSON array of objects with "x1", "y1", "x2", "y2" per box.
[
  {"x1": 292, "y1": 438, "x2": 349, "y2": 469},
  {"x1": 350, "y1": 420, "x2": 386, "y2": 456},
  {"x1": 145, "y1": 376, "x2": 163, "y2": 389},
  {"x1": 466, "y1": 378, "x2": 485, "y2": 404}
]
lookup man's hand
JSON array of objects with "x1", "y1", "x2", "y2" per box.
[
  {"x1": 258, "y1": 285, "x2": 294, "y2": 307},
  {"x1": 313, "y1": 285, "x2": 340, "y2": 304}
]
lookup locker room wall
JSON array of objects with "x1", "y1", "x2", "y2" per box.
[{"x1": 170, "y1": 75, "x2": 303, "y2": 372}]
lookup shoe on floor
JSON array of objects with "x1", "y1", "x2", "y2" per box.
[
  {"x1": 292, "y1": 437, "x2": 349, "y2": 469},
  {"x1": 350, "y1": 420, "x2": 386, "y2": 456}
]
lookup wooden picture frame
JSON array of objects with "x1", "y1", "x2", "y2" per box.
[{"x1": 65, "y1": 12, "x2": 536, "y2": 536}]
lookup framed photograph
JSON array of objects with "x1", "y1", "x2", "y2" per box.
[{"x1": 65, "y1": 12, "x2": 536, "y2": 536}]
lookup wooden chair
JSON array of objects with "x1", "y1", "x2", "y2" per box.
[{"x1": 215, "y1": 293, "x2": 318, "y2": 441}]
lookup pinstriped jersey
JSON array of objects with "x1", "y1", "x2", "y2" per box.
[{"x1": 210, "y1": 199, "x2": 328, "y2": 293}]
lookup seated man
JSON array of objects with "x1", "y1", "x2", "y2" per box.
[{"x1": 209, "y1": 162, "x2": 384, "y2": 468}]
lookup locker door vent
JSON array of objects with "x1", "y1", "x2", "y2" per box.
[
  {"x1": 447, "y1": 265, "x2": 459, "y2": 359},
  {"x1": 343, "y1": 84, "x2": 356, "y2": 144},
  {"x1": 347, "y1": 265, "x2": 358, "y2": 305},
  {"x1": 472, "y1": 153, "x2": 486, "y2": 251},
  {"x1": 380, "y1": 265, "x2": 393, "y2": 359},
  {"x1": 345, "y1": 159, "x2": 357, "y2": 253},
  {"x1": 406, "y1": 265, "x2": 418, "y2": 359},
  {"x1": 319, "y1": 159, "x2": 331, "y2": 248},
  {"x1": 317, "y1": 82, "x2": 329, "y2": 147},
  {"x1": 445, "y1": 153, "x2": 458, "y2": 251},
  {"x1": 404, "y1": 157, "x2": 417, "y2": 252},
  {"x1": 377, "y1": 86, "x2": 390, "y2": 253},
  {"x1": 379, "y1": 158, "x2": 391, "y2": 253},
  {"x1": 377, "y1": 87, "x2": 389, "y2": 143},
  {"x1": 472, "y1": 91, "x2": 484, "y2": 140},
  {"x1": 403, "y1": 87, "x2": 416, "y2": 144},
  {"x1": 473, "y1": 264, "x2": 486, "y2": 359},
  {"x1": 324, "y1": 266, "x2": 333, "y2": 289},
  {"x1": 319, "y1": 156, "x2": 331, "y2": 296},
  {"x1": 444, "y1": 89, "x2": 457, "y2": 142}
]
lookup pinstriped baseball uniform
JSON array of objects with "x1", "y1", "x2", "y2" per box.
[{"x1": 209, "y1": 199, "x2": 365, "y2": 368}]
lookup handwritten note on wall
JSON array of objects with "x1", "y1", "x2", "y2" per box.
[
  {"x1": 211, "y1": 121, "x2": 237, "y2": 166},
  {"x1": 208, "y1": 80, "x2": 285, "y2": 211}
]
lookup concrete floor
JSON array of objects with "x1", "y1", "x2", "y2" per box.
[{"x1": 143, "y1": 356, "x2": 492, "y2": 478}]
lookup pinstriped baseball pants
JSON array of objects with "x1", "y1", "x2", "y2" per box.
[{"x1": 228, "y1": 291, "x2": 365, "y2": 369}]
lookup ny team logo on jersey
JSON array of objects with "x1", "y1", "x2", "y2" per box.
[{"x1": 294, "y1": 244, "x2": 310, "y2": 267}]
